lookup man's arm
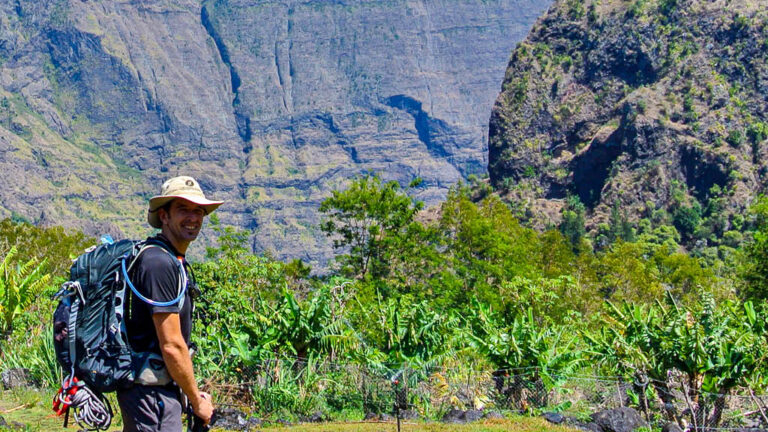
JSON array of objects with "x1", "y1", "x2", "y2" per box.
[{"x1": 153, "y1": 312, "x2": 213, "y2": 424}]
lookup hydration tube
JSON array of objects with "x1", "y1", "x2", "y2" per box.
[{"x1": 121, "y1": 254, "x2": 187, "y2": 307}]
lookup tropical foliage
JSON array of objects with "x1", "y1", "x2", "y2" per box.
[{"x1": 0, "y1": 176, "x2": 766, "y2": 427}]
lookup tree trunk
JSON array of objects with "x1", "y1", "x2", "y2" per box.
[{"x1": 705, "y1": 393, "x2": 729, "y2": 429}]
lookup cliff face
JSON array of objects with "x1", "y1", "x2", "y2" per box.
[
  {"x1": 0, "y1": 0, "x2": 548, "y2": 264},
  {"x1": 488, "y1": 0, "x2": 768, "y2": 239}
]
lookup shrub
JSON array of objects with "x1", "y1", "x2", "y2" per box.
[
  {"x1": 726, "y1": 129, "x2": 744, "y2": 148},
  {"x1": 673, "y1": 203, "x2": 702, "y2": 239}
]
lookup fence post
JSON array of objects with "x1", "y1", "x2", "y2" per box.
[{"x1": 617, "y1": 381, "x2": 624, "y2": 408}]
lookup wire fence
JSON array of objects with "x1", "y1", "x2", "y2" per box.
[{"x1": 200, "y1": 359, "x2": 768, "y2": 430}]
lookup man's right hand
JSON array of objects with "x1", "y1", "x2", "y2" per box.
[{"x1": 192, "y1": 392, "x2": 214, "y2": 425}]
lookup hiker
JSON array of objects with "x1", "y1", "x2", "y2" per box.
[{"x1": 117, "y1": 176, "x2": 222, "y2": 431}]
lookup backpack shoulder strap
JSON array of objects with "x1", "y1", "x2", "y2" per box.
[{"x1": 122, "y1": 241, "x2": 187, "y2": 308}]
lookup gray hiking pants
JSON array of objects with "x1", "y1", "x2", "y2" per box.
[{"x1": 117, "y1": 384, "x2": 183, "y2": 432}]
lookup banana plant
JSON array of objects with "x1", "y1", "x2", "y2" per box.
[
  {"x1": 273, "y1": 286, "x2": 357, "y2": 360},
  {"x1": 353, "y1": 296, "x2": 460, "y2": 371},
  {"x1": 466, "y1": 298, "x2": 584, "y2": 409},
  {"x1": 586, "y1": 293, "x2": 768, "y2": 430},
  {"x1": 0, "y1": 247, "x2": 51, "y2": 341}
]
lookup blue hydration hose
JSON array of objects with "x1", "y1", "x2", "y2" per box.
[{"x1": 121, "y1": 255, "x2": 186, "y2": 307}]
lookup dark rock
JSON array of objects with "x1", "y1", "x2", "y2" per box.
[
  {"x1": 442, "y1": 408, "x2": 466, "y2": 423},
  {"x1": 590, "y1": 407, "x2": 647, "y2": 432},
  {"x1": 662, "y1": 422, "x2": 683, "y2": 432},
  {"x1": 561, "y1": 416, "x2": 595, "y2": 432},
  {"x1": 484, "y1": 411, "x2": 504, "y2": 419},
  {"x1": 463, "y1": 410, "x2": 484, "y2": 422},
  {"x1": 1, "y1": 369, "x2": 33, "y2": 389},
  {"x1": 441, "y1": 409, "x2": 485, "y2": 424},
  {"x1": 380, "y1": 413, "x2": 395, "y2": 422},
  {"x1": 0, "y1": 416, "x2": 7, "y2": 428},
  {"x1": 364, "y1": 412, "x2": 379, "y2": 420},
  {"x1": 399, "y1": 409, "x2": 420, "y2": 420},
  {"x1": 585, "y1": 422, "x2": 605, "y2": 432},
  {"x1": 211, "y1": 407, "x2": 260, "y2": 431},
  {"x1": 544, "y1": 412, "x2": 565, "y2": 424},
  {"x1": 299, "y1": 411, "x2": 325, "y2": 423}
]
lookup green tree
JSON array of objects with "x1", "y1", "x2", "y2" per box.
[
  {"x1": 609, "y1": 201, "x2": 635, "y2": 243},
  {"x1": 467, "y1": 299, "x2": 583, "y2": 409},
  {"x1": 320, "y1": 174, "x2": 423, "y2": 279},
  {"x1": 0, "y1": 219, "x2": 92, "y2": 276},
  {"x1": 559, "y1": 196, "x2": 586, "y2": 250},
  {"x1": 440, "y1": 191, "x2": 540, "y2": 308},
  {"x1": 595, "y1": 241, "x2": 664, "y2": 301},
  {"x1": 351, "y1": 294, "x2": 459, "y2": 369},
  {"x1": 673, "y1": 202, "x2": 702, "y2": 241},
  {"x1": 741, "y1": 196, "x2": 768, "y2": 300},
  {"x1": 205, "y1": 213, "x2": 250, "y2": 260}
]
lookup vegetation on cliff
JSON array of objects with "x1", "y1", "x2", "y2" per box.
[{"x1": 488, "y1": 0, "x2": 768, "y2": 260}]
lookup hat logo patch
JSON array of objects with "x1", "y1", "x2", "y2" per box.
[{"x1": 186, "y1": 180, "x2": 194, "y2": 186}]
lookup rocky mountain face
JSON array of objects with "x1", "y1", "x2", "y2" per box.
[
  {"x1": 488, "y1": 0, "x2": 768, "y2": 244},
  {"x1": 0, "y1": 0, "x2": 549, "y2": 265}
]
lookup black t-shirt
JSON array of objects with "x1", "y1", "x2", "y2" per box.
[{"x1": 125, "y1": 234, "x2": 193, "y2": 355}]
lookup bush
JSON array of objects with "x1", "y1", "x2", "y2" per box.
[
  {"x1": 673, "y1": 203, "x2": 702, "y2": 239},
  {"x1": 726, "y1": 129, "x2": 744, "y2": 148}
]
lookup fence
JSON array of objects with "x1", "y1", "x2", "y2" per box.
[{"x1": 201, "y1": 359, "x2": 768, "y2": 430}]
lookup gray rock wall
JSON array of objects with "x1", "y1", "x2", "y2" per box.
[{"x1": 0, "y1": 0, "x2": 550, "y2": 265}]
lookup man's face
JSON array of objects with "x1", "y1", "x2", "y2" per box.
[{"x1": 160, "y1": 199, "x2": 206, "y2": 244}]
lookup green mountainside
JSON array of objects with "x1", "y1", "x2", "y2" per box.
[{"x1": 488, "y1": 0, "x2": 768, "y2": 252}]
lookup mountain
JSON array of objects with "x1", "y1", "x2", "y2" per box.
[
  {"x1": 488, "y1": 0, "x2": 768, "y2": 247},
  {"x1": 0, "y1": 0, "x2": 549, "y2": 265}
]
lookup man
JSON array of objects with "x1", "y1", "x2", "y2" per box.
[{"x1": 117, "y1": 176, "x2": 222, "y2": 431}]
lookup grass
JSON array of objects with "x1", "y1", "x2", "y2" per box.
[
  {"x1": 0, "y1": 388, "x2": 122, "y2": 431},
  {"x1": 259, "y1": 417, "x2": 576, "y2": 431},
  {"x1": 0, "y1": 389, "x2": 576, "y2": 431},
  {"x1": 0, "y1": 390, "x2": 573, "y2": 432}
]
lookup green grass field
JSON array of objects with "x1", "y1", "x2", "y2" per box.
[
  {"x1": 0, "y1": 389, "x2": 576, "y2": 432},
  {"x1": 258, "y1": 418, "x2": 575, "y2": 431}
]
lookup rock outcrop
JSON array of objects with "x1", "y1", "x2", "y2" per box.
[
  {"x1": 0, "y1": 0, "x2": 550, "y2": 265},
  {"x1": 488, "y1": 0, "x2": 767, "y2": 241}
]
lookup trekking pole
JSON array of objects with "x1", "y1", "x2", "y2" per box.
[{"x1": 184, "y1": 394, "x2": 210, "y2": 432}]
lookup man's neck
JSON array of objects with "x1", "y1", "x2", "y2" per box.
[{"x1": 160, "y1": 229, "x2": 190, "y2": 255}]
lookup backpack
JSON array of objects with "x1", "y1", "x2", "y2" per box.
[{"x1": 52, "y1": 238, "x2": 187, "y2": 393}]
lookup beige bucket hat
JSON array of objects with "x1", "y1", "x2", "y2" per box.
[{"x1": 147, "y1": 176, "x2": 224, "y2": 228}]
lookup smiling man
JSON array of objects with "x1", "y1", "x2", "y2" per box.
[{"x1": 118, "y1": 176, "x2": 222, "y2": 431}]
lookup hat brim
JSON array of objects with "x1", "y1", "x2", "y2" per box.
[{"x1": 147, "y1": 195, "x2": 224, "y2": 229}]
